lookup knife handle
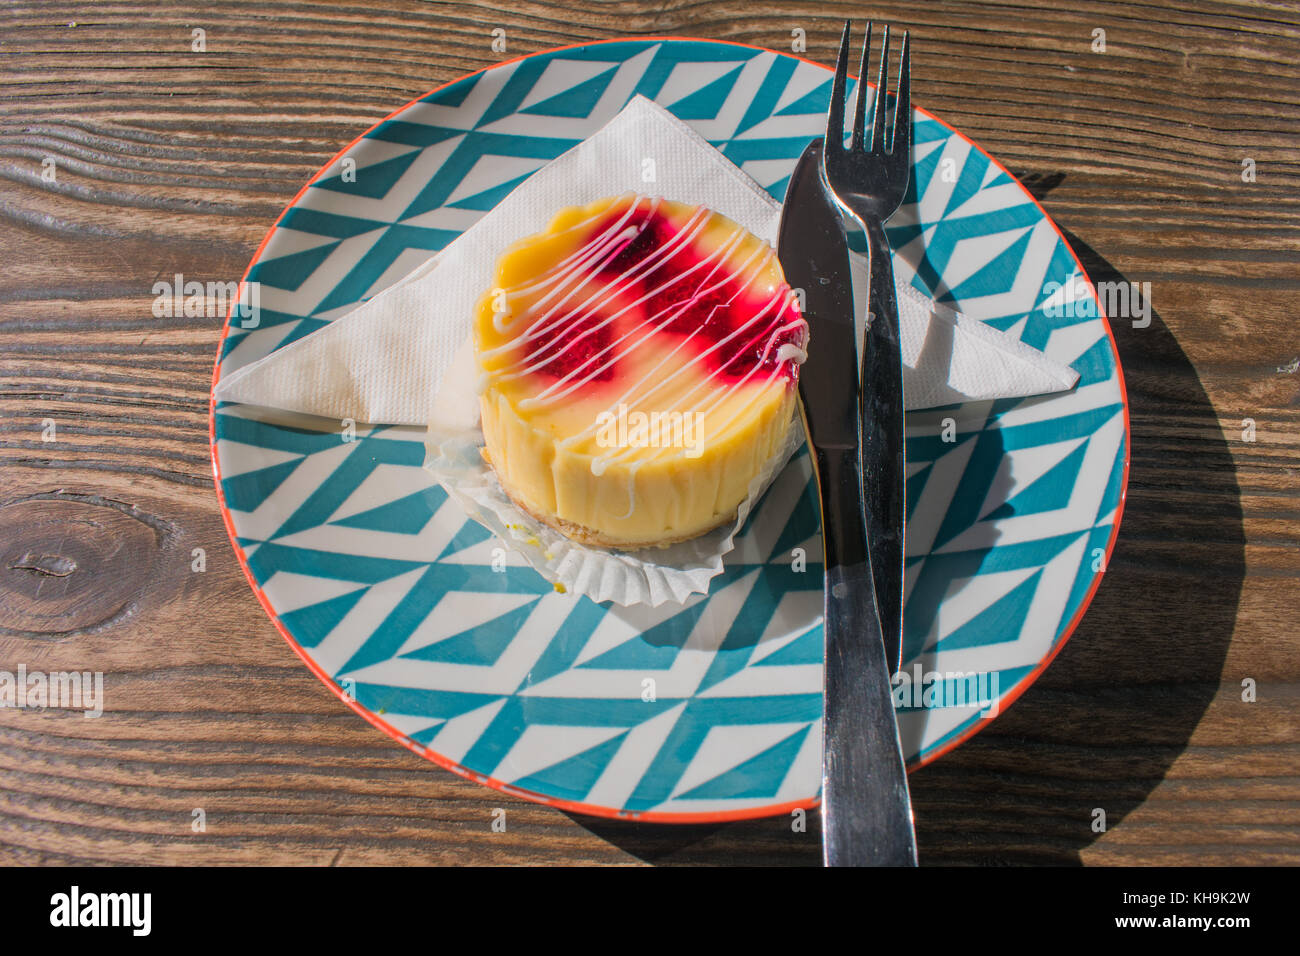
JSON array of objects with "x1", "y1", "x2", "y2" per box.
[{"x1": 813, "y1": 443, "x2": 917, "y2": 867}]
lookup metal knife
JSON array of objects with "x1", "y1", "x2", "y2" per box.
[{"x1": 778, "y1": 138, "x2": 917, "y2": 866}]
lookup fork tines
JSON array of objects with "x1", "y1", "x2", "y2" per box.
[{"x1": 828, "y1": 20, "x2": 910, "y2": 158}]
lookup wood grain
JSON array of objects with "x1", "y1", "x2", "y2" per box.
[{"x1": 0, "y1": 0, "x2": 1297, "y2": 866}]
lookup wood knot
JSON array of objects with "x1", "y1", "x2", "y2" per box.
[
  {"x1": 0, "y1": 492, "x2": 177, "y2": 637},
  {"x1": 10, "y1": 552, "x2": 78, "y2": 577}
]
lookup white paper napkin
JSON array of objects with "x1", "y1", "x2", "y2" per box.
[
  {"x1": 214, "y1": 95, "x2": 1078, "y2": 421},
  {"x1": 214, "y1": 95, "x2": 1081, "y2": 607}
]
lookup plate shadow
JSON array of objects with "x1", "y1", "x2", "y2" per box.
[
  {"x1": 904, "y1": 226, "x2": 1246, "y2": 864},
  {"x1": 559, "y1": 224, "x2": 1244, "y2": 865}
]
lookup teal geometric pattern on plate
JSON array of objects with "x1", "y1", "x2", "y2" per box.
[{"x1": 212, "y1": 39, "x2": 1128, "y2": 820}]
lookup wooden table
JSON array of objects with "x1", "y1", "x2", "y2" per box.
[{"x1": 1, "y1": 0, "x2": 1296, "y2": 866}]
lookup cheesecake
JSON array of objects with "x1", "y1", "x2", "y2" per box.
[{"x1": 474, "y1": 194, "x2": 808, "y2": 549}]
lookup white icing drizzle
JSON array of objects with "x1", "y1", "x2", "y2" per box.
[
  {"x1": 775, "y1": 342, "x2": 808, "y2": 365},
  {"x1": 504, "y1": 203, "x2": 713, "y2": 389}
]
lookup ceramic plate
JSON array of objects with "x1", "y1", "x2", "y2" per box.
[{"x1": 210, "y1": 38, "x2": 1129, "y2": 822}]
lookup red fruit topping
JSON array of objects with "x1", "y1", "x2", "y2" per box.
[{"x1": 519, "y1": 200, "x2": 804, "y2": 388}]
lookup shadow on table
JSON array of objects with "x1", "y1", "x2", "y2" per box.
[
  {"x1": 903, "y1": 227, "x2": 1246, "y2": 864},
  {"x1": 560, "y1": 220, "x2": 1244, "y2": 866}
]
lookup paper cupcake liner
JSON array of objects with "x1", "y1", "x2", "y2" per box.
[{"x1": 422, "y1": 416, "x2": 804, "y2": 608}]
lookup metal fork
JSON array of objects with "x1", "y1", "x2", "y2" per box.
[{"x1": 823, "y1": 20, "x2": 912, "y2": 678}]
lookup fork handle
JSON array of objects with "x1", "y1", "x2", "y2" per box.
[
  {"x1": 858, "y1": 219, "x2": 907, "y2": 677},
  {"x1": 812, "y1": 443, "x2": 918, "y2": 867}
]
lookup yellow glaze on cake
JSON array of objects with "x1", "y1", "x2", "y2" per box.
[{"x1": 474, "y1": 194, "x2": 807, "y2": 549}]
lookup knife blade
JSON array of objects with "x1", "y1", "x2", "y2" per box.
[
  {"x1": 781, "y1": 143, "x2": 859, "y2": 454},
  {"x1": 860, "y1": 223, "x2": 908, "y2": 679},
  {"x1": 779, "y1": 139, "x2": 917, "y2": 866}
]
